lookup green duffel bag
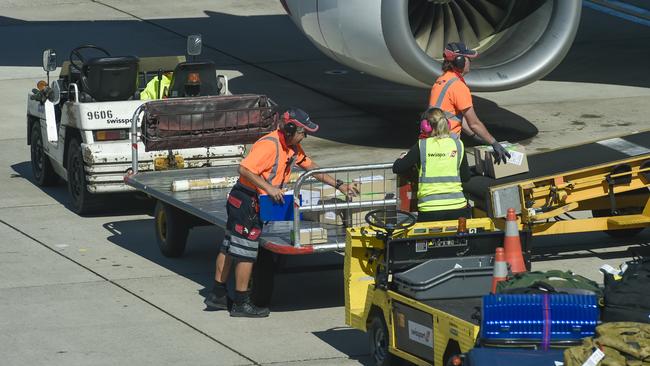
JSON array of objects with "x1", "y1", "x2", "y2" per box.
[
  {"x1": 496, "y1": 270, "x2": 603, "y2": 299},
  {"x1": 564, "y1": 322, "x2": 650, "y2": 366}
]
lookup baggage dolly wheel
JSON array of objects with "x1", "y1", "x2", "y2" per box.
[{"x1": 154, "y1": 201, "x2": 190, "y2": 257}]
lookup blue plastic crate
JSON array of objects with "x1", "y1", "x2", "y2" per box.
[
  {"x1": 481, "y1": 294, "x2": 598, "y2": 342},
  {"x1": 259, "y1": 194, "x2": 302, "y2": 221}
]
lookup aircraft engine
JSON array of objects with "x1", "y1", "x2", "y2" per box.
[{"x1": 281, "y1": 0, "x2": 582, "y2": 91}]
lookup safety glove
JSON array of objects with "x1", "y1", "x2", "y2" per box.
[{"x1": 491, "y1": 141, "x2": 511, "y2": 165}]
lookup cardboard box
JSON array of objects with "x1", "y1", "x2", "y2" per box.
[
  {"x1": 299, "y1": 189, "x2": 321, "y2": 207},
  {"x1": 318, "y1": 175, "x2": 396, "y2": 201},
  {"x1": 300, "y1": 175, "x2": 397, "y2": 226},
  {"x1": 302, "y1": 197, "x2": 349, "y2": 225},
  {"x1": 291, "y1": 227, "x2": 328, "y2": 244},
  {"x1": 352, "y1": 176, "x2": 397, "y2": 201},
  {"x1": 474, "y1": 142, "x2": 529, "y2": 179}
]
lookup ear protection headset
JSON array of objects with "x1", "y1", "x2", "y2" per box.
[
  {"x1": 420, "y1": 119, "x2": 433, "y2": 135},
  {"x1": 420, "y1": 108, "x2": 452, "y2": 135},
  {"x1": 419, "y1": 108, "x2": 434, "y2": 135},
  {"x1": 282, "y1": 111, "x2": 297, "y2": 136},
  {"x1": 444, "y1": 42, "x2": 466, "y2": 71}
]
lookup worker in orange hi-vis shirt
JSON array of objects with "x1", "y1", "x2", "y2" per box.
[
  {"x1": 429, "y1": 42, "x2": 511, "y2": 164},
  {"x1": 204, "y1": 107, "x2": 359, "y2": 318}
]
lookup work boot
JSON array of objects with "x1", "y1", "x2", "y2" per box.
[
  {"x1": 230, "y1": 290, "x2": 270, "y2": 318},
  {"x1": 204, "y1": 282, "x2": 228, "y2": 310}
]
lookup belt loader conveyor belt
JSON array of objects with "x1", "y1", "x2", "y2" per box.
[{"x1": 464, "y1": 131, "x2": 650, "y2": 235}]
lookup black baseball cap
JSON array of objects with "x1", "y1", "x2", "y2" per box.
[
  {"x1": 283, "y1": 107, "x2": 319, "y2": 133},
  {"x1": 443, "y1": 42, "x2": 478, "y2": 61}
]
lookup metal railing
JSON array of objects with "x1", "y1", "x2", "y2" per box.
[{"x1": 289, "y1": 163, "x2": 398, "y2": 249}]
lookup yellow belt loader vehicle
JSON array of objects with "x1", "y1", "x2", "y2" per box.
[{"x1": 345, "y1": 131, "x2": 650, "y2": 365}]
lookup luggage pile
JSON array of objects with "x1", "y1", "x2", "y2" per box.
[
  {"x1": 462, "y1": 259, "x2": 649, "y2": 365},
  {"x1": 460, "y1": 209, "x2": 649, "y2": 365},
  {"x1": 140, "y1": 94, "x2": 278, "y2": 151}
]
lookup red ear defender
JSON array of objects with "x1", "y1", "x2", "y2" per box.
[
  {"x1": 420, "y1": 119, "x2": 433, "y2": 135},
  {"x1": 443, "y1": 48, "x2": 457, "y2": 61}
]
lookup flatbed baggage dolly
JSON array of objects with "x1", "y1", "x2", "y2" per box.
[{"x1": 125, "y1": 99, "x2": 402, "y2": 305}]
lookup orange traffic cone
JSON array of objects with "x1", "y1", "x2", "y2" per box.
[
  {"x1": 491, "y1": 247, "x2": 508, "y2": 294},
  {"x1": 503, "y1": 208, "x2": 526, "y2": 274}
]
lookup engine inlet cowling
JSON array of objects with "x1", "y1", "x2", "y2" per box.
[{"x1": 382, "y1": 0, "x2": 582, "y2": 91}]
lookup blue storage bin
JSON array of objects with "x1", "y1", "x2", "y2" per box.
[
  {"x1": 259, "y1": 194, "x2": 302, "y2": 221},
  {"x1": 481, "y1": 294, "x2": 598, "y2": 343}
]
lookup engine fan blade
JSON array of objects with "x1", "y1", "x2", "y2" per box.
[
  {"x1": 409, "y1": 0, "x2": 429, "y2": 36},
  {"x1": 456, "y1": 0, "x2": 497, "y2": 41},
  {"x1": 442, "y1": 5, "x2": 461, "y2": 49},
  {"x1": 425, "y1": 6, "x2": 446, "y2": 58},
  {"x1": 450, "y1": 2, "x2": 479, "y2": 48},
  {"x1": 414, "y1": 4, "x2": 436, "y2": 50},
  {"x1": 467, "y1": 0, "x2": 508, "y2": 29}
]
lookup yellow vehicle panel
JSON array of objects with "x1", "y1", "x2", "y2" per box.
[{"x1": 345, "y1": 219, "x2": 494, "y2": 366}]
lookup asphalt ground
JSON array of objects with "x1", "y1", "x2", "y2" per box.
[{"x1": 0, "y1": 1, "x2": 649, "y2": 365}]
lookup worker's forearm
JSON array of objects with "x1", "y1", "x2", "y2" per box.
[
  {"x1": 302, "y1": 162, "x2": 338, "y2": 187},
  {"x1": 468, "y1": 120, "x2": 496, "y2": 144},
  {"x1": 461, "y1": 120, "x2": 474, "y2": 136}
]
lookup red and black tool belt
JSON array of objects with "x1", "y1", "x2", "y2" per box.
[{"x1": 225, "y1": 183, "x2": 262, "y2": 242}]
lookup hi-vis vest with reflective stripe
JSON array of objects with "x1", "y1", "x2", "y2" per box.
[
  {"x1": 430, "y1": 76, "x2": 463, "y2": 135},
  {"x1": 257, "y1": 134, "x2": 296, "y2": 189},
  {"x1": 239, "y1": 130, "x2": 298, "y2": 194},
  {"x1": 418, "y1": 136, "x2": 467, "y2": 212}
]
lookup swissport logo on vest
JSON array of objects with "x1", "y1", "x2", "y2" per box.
[{"x1": 427, "y1": 150, "x2": 457, "y2": 158}]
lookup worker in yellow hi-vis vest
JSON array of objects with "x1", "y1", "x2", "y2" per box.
[
  {"x1": 140, "y1": 72, "x2": 172, "y2": 100},
  {"x1": 393, "y1": 107, "x2": 471, "y2": 222}
]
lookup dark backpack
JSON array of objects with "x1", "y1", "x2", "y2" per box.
[{"x1": 602, "y1": 257, "x2": 650, "y2": 323}]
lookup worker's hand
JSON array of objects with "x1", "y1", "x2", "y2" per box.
[
  {"x1": 398, "y1": 151, "x2": 407, "y2": 159},
  {"x1": 491, "y1": 142, "x2": 511, "y2": 165},
  {"x1": 267, "y1": 186, "x2": 286, "y2": 204},
  {"x1": 338, "y1": 183, "x2": 359, "y2": 199}
]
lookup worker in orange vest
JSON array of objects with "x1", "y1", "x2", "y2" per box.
[
  {"x1": 205, "y1": 108, "x2": 358, "y2": 317},
  {"x1": 429, "y1": 42, "x2": 510, "y2": 164}
]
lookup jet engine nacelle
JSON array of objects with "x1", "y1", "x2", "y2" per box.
[{"x1": 282, "y1": 0, "x2": 582, "y2": 92}]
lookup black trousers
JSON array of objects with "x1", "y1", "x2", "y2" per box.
[{"x1": 417, "y1": 206, "x2": 471, "y2": 223}]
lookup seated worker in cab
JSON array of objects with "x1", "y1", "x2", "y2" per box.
[
  {"x1": 393, "y1": 107, "x2": 471, "y2": 222},
  {"x1": 140, "y1": 72, "x2": 172, "y2": 100}
]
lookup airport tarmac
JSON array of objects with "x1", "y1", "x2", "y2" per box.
[{"x1": 0, "y1": 1, "x2": 649, "y2": 365}]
